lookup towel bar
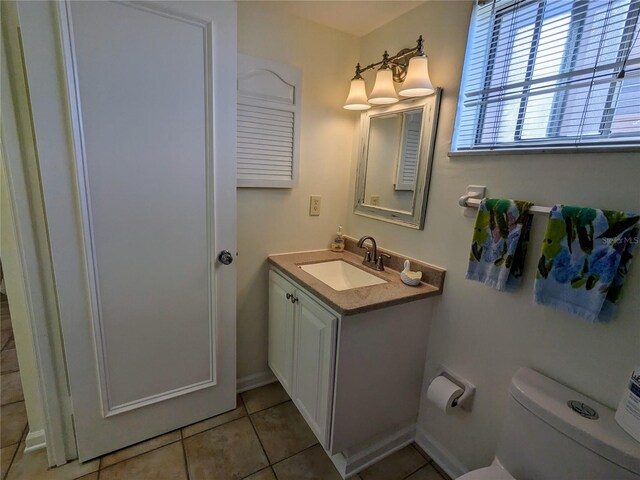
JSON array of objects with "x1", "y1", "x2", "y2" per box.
[{"x1": 459, "y1": 196, "x2": 552, "y2": 215}]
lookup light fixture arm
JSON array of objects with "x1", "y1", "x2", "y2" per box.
[{"x1": 353, "y1": 35, "x2": 426, "y2": 82}]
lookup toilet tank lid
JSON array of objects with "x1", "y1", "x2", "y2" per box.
[{"x1": 509, "y1": 367, "x2": 640, "y2": 475}]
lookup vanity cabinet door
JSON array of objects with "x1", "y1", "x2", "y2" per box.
[
  {"x1": 268, "y1": 270, "x2": 295, "y2": 396},
  {"x1": 292, "y1": 289, "x2": 337, "y2": 448}
]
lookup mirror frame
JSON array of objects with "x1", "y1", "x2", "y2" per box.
[{"x1": 354, "y1": 88, "x2": 441, "y2": 229}]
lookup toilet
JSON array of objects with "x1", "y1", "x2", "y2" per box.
[{"x1": 458, "y1": 368, "x2": 640, "y2": 480}]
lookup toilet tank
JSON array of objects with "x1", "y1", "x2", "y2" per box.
[{"x1": 496, "y1": 368, "x2": 640, "y2": 480}]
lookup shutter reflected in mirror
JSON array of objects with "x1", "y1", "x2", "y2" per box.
[
  {"x1": 237, "y1": 55, "x2": 302, "y2": 188},
  {"x1": 395, "y1": 110, "x2": 423, "y2": 191}
]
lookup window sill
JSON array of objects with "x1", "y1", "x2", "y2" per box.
[{"x1": 448, "y1": 145, "x2": 640, "y2": 157}]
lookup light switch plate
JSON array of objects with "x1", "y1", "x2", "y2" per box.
[{"x1": 309, "y1": 195, "x2": 321, "y2": 216}]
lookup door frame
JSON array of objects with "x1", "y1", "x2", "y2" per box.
[{"x1": 1, "y1": 1, "x2": 76, "y2": 466}]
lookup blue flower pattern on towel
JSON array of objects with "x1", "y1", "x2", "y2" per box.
[{"x1": 534, "y1": 205, "x2": 639, "y2": 322}]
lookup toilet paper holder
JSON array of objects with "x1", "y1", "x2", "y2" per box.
[{"x1": 433, "y1": 366, "x2": 476, "y2": 412}]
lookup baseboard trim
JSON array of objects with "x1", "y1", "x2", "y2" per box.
[
  {"x1": 24, "y1": 429, "x2": 46, "y2": 453},
  {"x1": 329, "y1": 424, "x2": 416, "y2": 479},
  {"x1": 415, "y1": 426, "x2": 467, "y2": 479},
  {"x1": 236, "y1": 370, "x2": 277, "y2": 393}
]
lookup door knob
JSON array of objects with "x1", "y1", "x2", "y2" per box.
[{"x1": 218, "y1": 250, "x2": 234, "y2": 265}]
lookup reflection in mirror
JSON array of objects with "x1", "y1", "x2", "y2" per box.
[
  {"x1": 364, "y1": 109, "x2": 423, "y2": 213},
  {"x1": 354, "y1": 90, "x2": 441, "y2": 229}
]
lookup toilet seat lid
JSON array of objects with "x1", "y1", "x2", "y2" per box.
[{"x1": 457, "y1": 465, "x2": 515, "y2": 480}]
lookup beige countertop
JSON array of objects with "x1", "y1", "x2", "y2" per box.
[{"x1": 267, "y1": 247, "x2": 445, "y2": 316}]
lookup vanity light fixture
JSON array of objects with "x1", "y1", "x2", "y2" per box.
[{"x1": 343, "y1": 35, "x2": 434, "y2": 110}]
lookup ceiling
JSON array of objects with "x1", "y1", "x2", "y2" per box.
[{"x1": 257, "y1": 1, "x2": 425, "y2": 37}]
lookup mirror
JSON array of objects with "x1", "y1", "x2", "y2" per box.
[{"x1": 354, "y1": 90, "x2": 441, "y2": 229}]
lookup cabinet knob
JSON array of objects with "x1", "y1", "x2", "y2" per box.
[{"x1": 285, "y1": 292, "x2": 298, "y2": 303}]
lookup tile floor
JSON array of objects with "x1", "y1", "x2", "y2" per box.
[
  {"x1": 1, "y1": 294, "x2": 26, "y2": 480},
  {"x1": 0, "y1": 294, "x2": 452, "y2": 480}
]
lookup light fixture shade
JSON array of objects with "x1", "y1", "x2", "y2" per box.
[
  {"x1": 369, "y1": 69, "x2": 398, "y2": 105},
  {"x1": 343, "y1": 78, "x2": 371, "y2": 110},
  {"x1": 399, "y1": 55, "x2": 434, "y2": 97}
]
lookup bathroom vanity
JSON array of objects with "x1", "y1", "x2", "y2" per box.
[{"x1": 267, "y1": 239, "x2": 445, "y2": 478}]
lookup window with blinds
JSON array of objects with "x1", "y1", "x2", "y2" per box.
[
  {"x1": 237, "y1": 54, "x2": 302, "y2": 188},
  {"x1": 453, "y1": 0, "x2": 640, "y2": 152}
]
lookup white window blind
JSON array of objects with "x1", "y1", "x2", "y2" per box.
[
  {"x1": 453, "y1": 0, "x2": 640, "y2": 151},
  {"x1": 237, "y1": 54, "x2": 302, "y2": 188}
]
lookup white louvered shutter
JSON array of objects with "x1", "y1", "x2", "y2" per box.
[
  {"x1": 237, "y1": 55, "x2": 302, "y2": 187},
  {"x1": 395, "y1": 111, "x2": 422, "y2": 191}
]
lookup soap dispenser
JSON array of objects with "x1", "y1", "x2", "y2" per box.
[{"x1": 331, "y1": 226, "x2": 345, "y2": 252}]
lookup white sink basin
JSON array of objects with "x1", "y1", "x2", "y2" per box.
[{"x1": 299, "y1": 260, "x2": 387, "y2": 291}]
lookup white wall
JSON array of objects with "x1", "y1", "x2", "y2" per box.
[
  {"x1": 345, "y1": 1, "x2": 640, "y2": 470},
  {"x1": 236, "y1": 3, "x2": 359, "y2": 378}
]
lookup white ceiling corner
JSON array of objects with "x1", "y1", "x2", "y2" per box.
[{"x1": 254, "y1": 1, "x2": 426, "y2": 37}]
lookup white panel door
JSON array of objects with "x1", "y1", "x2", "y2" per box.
[
  {"x1": 268, "y1": 271, "x2": 296, "y2": 395},
  {"x1": 293, "y1": 290, "x2": 337, "y2": 447},
  {"x1": 16, "y1": 1, "x2": 237, "y2": 460}
]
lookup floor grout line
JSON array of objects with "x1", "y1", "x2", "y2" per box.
[
  {"x1": 400, "y1": 462, "x2": 429, "y2": 480},
  {"x1": 0, "y1": 399, "x2": 26, "y2": 408},
  {"x1": 4, "y1": 424, "x2": 28, "y2": 480},
  {"x1": 238, "y1": 465, "x2": 276, "y2": 480},
  {"x1": 180, "y1": 408, "x2": 248, "y2": 440},
  {"x1": 97, "y1": 438, "x2": 183, "y2": 471},
  {"x1": 180, "y1": 439, "x2": 191, "y2": 480},
  {"x1": 246, "y1": 409, "x2": 272, "y2": 467},
  {"x1": 243, "y1": 397, "x2": 291, "y2": 416},
  {"x1": 268, "y1": 441, "x2": 319, "y2": 468},
  {"x1": 0, "y1": 339, "x2": 14, "y2": 353},
  {"x1": 430, "y1": 461, "x2": 450, "y2": 480},
  {"x1": 247, "y1": 401, "x2": 321, "y2": 468}
]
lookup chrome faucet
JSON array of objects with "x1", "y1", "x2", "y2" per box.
[
  {"x1": 357, "y1": 235, "x2": 390, "y2": 271},
  {"x1": 357, "y1": 235, "x2": 377, "y2": 267}
]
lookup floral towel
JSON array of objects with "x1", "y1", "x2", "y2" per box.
[
  {"x1": 534, "y1": 205, "x2": 639, "y2": 322},
  {"x1": 466, "y1": 198, "x2": 534, "y2": 291}
]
